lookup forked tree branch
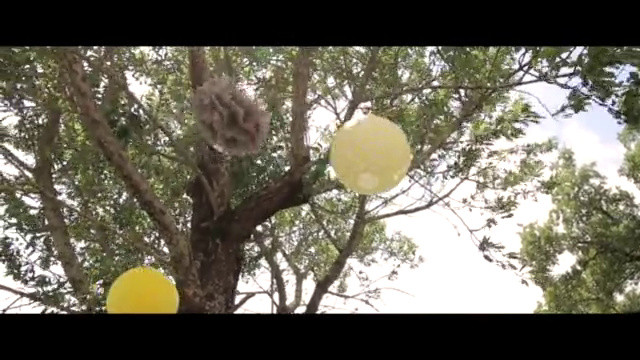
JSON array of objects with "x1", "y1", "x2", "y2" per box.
[
  {"x1": 326, "y1": 291, "x2": 380, "y2": 312},
  {"x1": 33, "y1": 105, "x2": 93, "y2": 310},
  {"x1": 0, "y1": 145, "x2": 34, "y2": 178},
  {"x1": 231, "y1": 293, "x2": 256, "y2": 313},
  {"x1": 342, "y1": 47, "x2": 381, "y2": 124},
  {"x1": 253, "y1": 230, "x2": 288, "y2": 312},
  {"x1": 57, "y1": 49, "x2": 198, "y2": 294},
  {"x1": 308, "y1": 202, "x2": 343, "y2": 252},
  {"x1": 305, "y1": 195, "x2": 368, "y2": 313},
  {"x1": 0, "y1": 283, "x2": 77, "y2": 314},
  {"x1": 366, "y1": 176, "x2": 468, "y2": 223}
]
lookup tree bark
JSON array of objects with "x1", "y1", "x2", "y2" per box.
[
  {"x1": 58, "y1": 49, "x2": 204, "y2": 311},
  {"x1": 184, "y1": 47, "x2": 317, "y2": 312},
  {"x1": 184, "y1": 48, "x2": 240, "y2": 313},
  {"x1": 290, "y1": 47, "x2": 315, "y2": 169},
  {"x1": 33, "y1": 105, "x2": 93, "y2": 310},
  {"x1": 305, "y1": 195, "x2": 368, "y2": 313}
]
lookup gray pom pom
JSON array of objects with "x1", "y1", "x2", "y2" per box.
[{"x1": 193, "y1": 77, "x2": 271, "y2": 156}]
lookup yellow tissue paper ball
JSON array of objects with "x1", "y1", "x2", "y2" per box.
[
  {"x1": 106, "y1": 266, "x2": 179, "y2": 314},
  {"x1": 330, "y1": 114, "x2": 412, "y2": 195}
]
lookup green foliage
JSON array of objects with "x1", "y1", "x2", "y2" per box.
[
  {"x1": 544, "y1": 47, "x2": 640, "y2": 125},
  {"x1": 1, "y1": 46, "x2": 634, "y2": 313},
  {"x1": 520, "y1": 148, "x2": 640, "y2": 313}
]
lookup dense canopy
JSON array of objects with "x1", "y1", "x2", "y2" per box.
[{"x1": 1, "y1": 46, "x2": 638, "y2": 313}]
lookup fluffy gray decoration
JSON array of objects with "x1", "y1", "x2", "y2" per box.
[{"x1": 193, "y1": 77, "x2": 271, "y2": 156}]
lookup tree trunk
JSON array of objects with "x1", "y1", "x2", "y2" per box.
[
  {"x1": 180, "y1": 174, "x2": 242, "y2": 313},
  {"x1": 179, "y1": 47, "x2": 313, "y2": 313},
  {"x1": 179, "y1": 167, "x2": 310, "y2": 312}
]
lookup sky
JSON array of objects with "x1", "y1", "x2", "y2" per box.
[
  {"x1": 0, "y1": 51, "x2": 635, "y2": 313},
  {"x1": 233, "y1": 80, "x2": 635, "y2": 313},
  {"x1": 366, "y1": 82, "x2": 631, "y2": 313},
  {"x1": 230, "y1": 80, "x2": 635, "y2": 313}
]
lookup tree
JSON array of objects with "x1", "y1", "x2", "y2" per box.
[
  {"x1": 515, "y1": 48, "x2": 640, "y2": 314},
  {"x1": 541, "y1": 47, "x2": 640, "y2": 126},
  {"x1": 0, "y1": 46, "x2": 636, "y2": 313},
  {"x1": 519, "y1": 147, "x2": 640, "y2": 313}
]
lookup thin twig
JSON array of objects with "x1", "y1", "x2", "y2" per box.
[
  {"x1": 0, "y1": 283, "x2": 77, "y2": 313},
  {"x1": 327, "y1": 291, "x2": 380, "y2": 312},
  {"x1": 308, "y1": 202, "x2": 343, "y2": 252},
  {"x1": 1, "y1": 295, "x2": 24, "y2": 314},
  {"x1": 367, "y1": 176, "x2": 467, "y2": 223},
  {"x1": 512, "y1": 89, "x2": 557, "y2": 119},
  {"x1": 305, "y1": 195, "x2": 368, "y2": 313},
  {"x1": 231, "y1": 293, "x2": 257, "y2": 312}
]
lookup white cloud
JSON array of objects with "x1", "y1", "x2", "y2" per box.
[
  {"x1": 557, "y1": 113, "x2": 640, "y2": 200},
  {"x1": 560, "y1": 118, "x2": 622, "y2": 174},
  {"x1": 377, "y1": 209, "x2": 544, "y2": 313},
  {"x1": 551, "y1": 251, "x2": 577, "y2": 276}
]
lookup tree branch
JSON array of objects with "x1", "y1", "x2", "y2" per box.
[
  {"x1": 512, "y1": 88, "x2": 557, "y2": 119},
  {"x1": 305, "y1": 195, "x2": 368, "y2": 313},
  {"x1": 89, "y1": 53, "x2": 222, "y2": 217},
  {"x1": 188, "y1": 47, "x2": 211, "y2": 90},
  {"x1": 308, "y1": 202, "x2": 343, "y2": 252},
  {"x1": 222, "y1": 162, "x2": 314, "y2": 241},
  {"x1": 0, "y1": 145, "x2": 34, "y2": 177},
  {"x1": 33, "y1": 105, "x2": 93, "y2": 310},
  {"x1": 250, "y1": 275, "x2": 279, "y2": 310},
  {"x1": 56, "y1": 49, "x2": 198, "y2": 294},
  {"x1": 373, "y1": 71, "x2": 577, "y2": 106},
  {"x1": 0, "y1": 283, "x2": 76, "y2": 313},
  {"x1": 342, "y1": 47, "x2": 381, "y2": 124},
  {"x1": 327, "y1": 291, "x2": 380, "y2": 312},
  {"x1": 253, "y1": 230, "x2": 288, "y2": 312},
  {"x1": 409, "y1": 86, "x2": 498, "y2": 173},
  {"x1": 187, "y1": 47, "x2": 233, "y2": 222},
  {"x1": 366, "y1": 181, "x2": 420, "y2": 215},
  {"x1": 276, "y1": 246, "x2": 306, "y2": 313},
  {"x1": 1, "y1": 295, "x2": 25, "y2": 314},
  {"x1": 366, "y1": 176, "x2": 467, "y2": 223},
  {"x1": 290, "y1": 47, "x2": 315, "y2": 170},
  {"x1": 286, "y1": 271, "x2": 305, "y2": 313},
  {"x1": 231, "y1": 293, "x2": 256, "y2": 313}
]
